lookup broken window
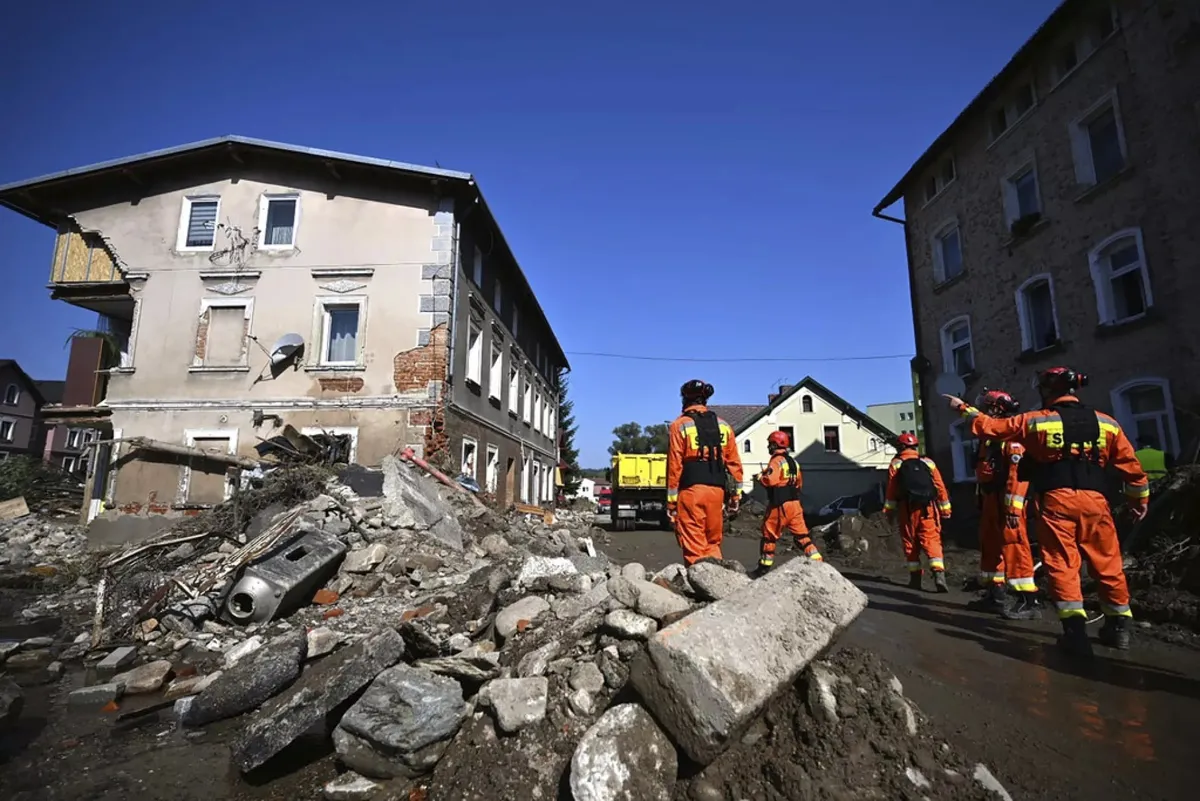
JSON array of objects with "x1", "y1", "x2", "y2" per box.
[
  {"x1": 204, "y1": 305, "x2": 248, "y2": 366},
  {"x1": 823, "y1": 426, "x2": 840, "y2": 453},
  {"x1": 187, "y1": 436, "x2": 232, "y2": 504},
  {"x1": 461, "y1": 437, "x2": 478, "y2": 479},
  {"x1": 260, "y1": 195, "x2": 298, "y2": 248}
]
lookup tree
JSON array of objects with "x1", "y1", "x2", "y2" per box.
[
  {"x1": 644, "y1": 423, "x2": 670, "y2": 454},
  {"x1": 608, "y1": 421, "x2": 671, "y2": 455},
  {"x1": 557, "y1": 370, "x2": 582, "y2": 496}
]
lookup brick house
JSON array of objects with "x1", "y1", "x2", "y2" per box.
[
  {"x1": 873, "y1": 0, "x2": 1200, "y2": 516},
  {"x1": 0, "y1": 137, "x2": 566, "y2": 531}
]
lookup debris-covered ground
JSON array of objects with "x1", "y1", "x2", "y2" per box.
[{"x1": 0, "y1": 457, "x2": 1098, "y2": 801}]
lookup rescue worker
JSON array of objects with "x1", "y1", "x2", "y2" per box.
[
  {"x1": 666, "y1": 380, "x2": 744, "y2": 565},
  {"x1": 754, "y1": 430, "x2": 822, "y2": 577},
  {"x1": 1134, "y1": 438, "x2": 1168, "y2": 482},
  {"x1": 967, "y1": 389, "x2": 1040, "y2": 620},
  {"x1": 884, "y1": 433, "x2": 952, "y2": 592},
  {"x1": 946, "y1": 366, "x2": 1149, "y2": 656}
]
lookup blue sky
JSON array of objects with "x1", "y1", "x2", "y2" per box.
[{"x1": 0, "y1": 0, "x2": 1057, "y2": 467}]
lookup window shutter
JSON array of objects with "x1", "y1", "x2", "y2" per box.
[{"x1": 188, "y1": 201, "x2": 218, "y2": 246}]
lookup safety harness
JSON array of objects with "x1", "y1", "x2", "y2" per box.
[
  {"x1": 679, "y1": 410, "x2": 727, "y2": 490},
  {"x1": 976, "y1": 441, "x2": 1007, "y2": 494},
  {"x1": 765, "y1": 454, "x2": 801, "y2": 507},
  {"x1": 1024, "y1": 402, "x2": 1108, "y2": 493}
]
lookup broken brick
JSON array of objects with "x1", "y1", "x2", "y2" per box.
[
  {"x1": 516, "y1": 619, "x2": 532, "y2": 633},
  {"x1": 101, "y1": 701, "x2": 120, "y2": 713},
  {"x1": 323, "y1": 608, "x2": 344, "y2": 620},
  {"x1": 312, "y1": 589, "x2": 340, "y2": 606},
  {"x1": 401, "y1": 605, "x2": 437, "y2": 622}
]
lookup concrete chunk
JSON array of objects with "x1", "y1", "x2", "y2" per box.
[
  {"x1": 630, "y1": 558, "x2": 867, "y2": 764},
  {"x1": 96, "y1": 646, "x2": 137, "y2": 672},
  {"x1": 687, "y1": 562, "x2": 752, "y2": 601},
  {"x1": 570, "y1": 703, "x2": 677, "y2": 801}
]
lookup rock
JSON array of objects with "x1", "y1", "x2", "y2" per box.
[
  {"x1": 598, "y1": 652, "x2": 629, "y2": 690},
  {"x1": 482, "y1": 677, "x2": 548, "y2": 733},
  {"x1": 343, "y1": 544, "x2": 388, "y2": 573},
  {"x1": 633, "y1": 582, "x2": 691, "y2": 622},
  {"x1": 416, "y1": 654, "x2": 500, "y2": 683},
  {"x1": 323, "y1": 772, "x2": 381, "y2": 800},
  {"x1": 3, "y1": 650, "x2": 50, "y2": 669},
  {"x1": 631, "y1": 558, "x2": 867, "y2": 764},
  {"x1": 480, "y1": 534, "x2": 511, "y2": 557},
  {"x1": 516, "y1": 639, "x2": 563, "y2": 678},
  {"x1": 46, "y1": 661, "x2": 63, "y2": 680},
  {"x1": 96, "y1": 646, "x2": 137, "y2": 672},
  {"x1": 306, "y1": 627, "x2": 343, "y2": 659},
  {"x1": 1, "y1": 676, "x2": 23, "y2": 727},
  {"x1": 570, "y1": 662, "x2": 607, "y2": 695},
  {"x1": 165, "y1": 675, "x2": 208, "y2": 700},
  {"x1": 223, "y1": 635, "x2": 264, "y2": 667},
  {"x1": 447, "y1": 633, "x2": 472, "y2": 652},
  {"x1": 21, "y1": 636, "x2": 53, "y2": 648},
  {"x1": 0, "y1": 641, "x2": 21, "y2": 662},
  {"x1": 495, "y1": 595, "x2": 550, "y2": 641},
  {"x1": 555, "y1": 580, "x2": 612, "y2": 621},
  {"x1": 687, "y1": 562, "x2": 752, "y2": 601},
  {"x1": 334, "y1": 664, "x2": 467, "y2": 779},
  {"x1": 621, "y1": 563, "x2": 647, "y2": 582},
  {"x1": 69, "y1": 682, "x2": 124, "y2": 707},
  {"x1": 516, "y1": 555, "x2": 578, "y2": 587},
  {"x1": 111, "y1": 659, "x2": 173, "y2": 694},
  {"x1": 806, "y1": 663, "x2": 840, "y2": 723},
  {"x1": 973, "y1": 764, "x2": 1014, "y2": 800},
  {"x1": 232, "y1": 628, "x2": 406, "y2": 773},
  {"x1": 606, "y1": 576, "x2": 640, "y2": 608},
  {"x1": 183, "y1": 631, "x2": 307, "y2": 727},
  {"x1": 570, "y1": 703, "x2": 677, "y2": 801},
  {"x1": 568, "y1": 688, "x2": 595, "y2": 716},
  {"x1": 604, "y1": 610, "x2": 657, "y2": 640},
  {"x1": 380, "y1": 456, "x2": 465, "y2": 550}
]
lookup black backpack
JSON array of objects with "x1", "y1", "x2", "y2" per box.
[{"x1": 896, "y1": 458, "x2": 937, "y2": 506}]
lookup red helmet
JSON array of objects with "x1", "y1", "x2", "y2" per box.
[
  {"x1": 768, "y1": 430, "x2": 791, "y2": 450},
  {"x1": 975, "y1": 389, "x2": 1020, "y2": 417},
  {"x1": 897, "y1": 432, "x2": 919, "y2": 448},
  {"x1": 680, "y1": 379, "x2": 714, "y2": 404},
  {"x1": 1036, "y1": 366, "x2": 1088, "y2": 396}
]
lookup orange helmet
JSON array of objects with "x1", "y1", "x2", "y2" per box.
[
  {"x1": 768, "y1": 430, "x2": 791, "y2": 450},
  {"x1": 1035, "y1": 366, "x2": 1088, "y2": 396},
  {"x1": 975, "y1": 388, "x2": 1020, "y2": 417},
  {"x1": 897, "y1": 432, "x2": 919, "y2": 448}
]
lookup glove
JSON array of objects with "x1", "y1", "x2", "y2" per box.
[
  {"x1": 1128, "y1": 502, "x2": 1147, "y2": 522},
  {"x1": 666, "y1": 502, "x2": 677, "y2": 525},
  {"x1": 727, "y1": 492, "x2": 741, "y2": 516},
  {"x1": 1005, "y1": 514, "x2": 1021, "y2": 529}
]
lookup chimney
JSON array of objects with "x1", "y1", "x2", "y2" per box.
[
  {"x1": 64, "y1": 337, "x2": 106, "y2": 407},
  {"x1": 779, "y1": 384, "x2": 794, "y2": 395},
  {"x1": 767, "y1": 393, "x2": 780, "y2": 404}
]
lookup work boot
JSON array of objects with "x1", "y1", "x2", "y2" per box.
[
  {"x1": 961, "y1": 576, "x2": 983, "y2": 593},
  {"x1": 750, "y1": 562, "x2": 774, "y2": 580},
  {"x1": 966, "y1": 584, "x2": 1007, "y2": 611},
  {"x1": 933, "y1": 572, "x2": 949, "y2": 593},
  {"x1": 1001, "y1": 592, "x2": 1043, "y2": 621},
  {"x1": 1056, "y1": 617, "x2": 1094, "y2": 658},
  {"x1": 1098, "y1": 616, "x2": 1132, "y2": 650},
  {"x1": 907, "y1": 572, "x2": 923, "y2": 590}
]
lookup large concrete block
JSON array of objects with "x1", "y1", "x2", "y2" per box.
[{"x1": 630, "y1": 558, "x2": 867, "y2": 765}]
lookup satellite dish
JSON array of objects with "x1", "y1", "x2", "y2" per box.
[
  {"x1": 269, "y1": 333, "x2": 305, "y2": 365},
  {"x1": 933, "y1": 372, "x2": 967, "y2": 398}
]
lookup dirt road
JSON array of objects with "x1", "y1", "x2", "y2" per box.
[{"x1": 603, "y1": 528, "x2": 1200, "y2": 801}]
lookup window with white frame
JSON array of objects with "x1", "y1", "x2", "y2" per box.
[
  {"x1": 466, "y1": 320, "x2": 483, "y2": 385},
  {"x1": 0, "y1": 418, "x2": 14, "y2": 443},
  {"x1": 3, "y1": 384, "x2": 18, "y2": 405},
  {"x1": 473, "y1": 247, "x2": 483, "y2": 286},
  {"x1": 869, "y1": 438, "x2": 879, "y2": 452},
  {"x1": 544, "y1": 461, "x2": 554, "y2": 502},
  {"x1": 523, "y1": 379, "x2": 532, "y2": 424},
  {"x1": 508, "y1": 362, "x2": 520, "y2": 414},
  {"x1": 494, "y1": 278, "x2": 503, "y2": 314},
  {"x1": 178, "y1": 196, "x2": 220, "y2": 250},
  {"x1": 534, "y1": 392, "x2": 543, "y2": 433},
  {"x1": 488, "y1": 341, "x2": 503, "y2": 400},
  {"x1": 743, "y1": 438, "x2": 751, "y2": 453},
  {"x1": 1088, "y1": 229, "x2": 1152, "y2": 325},
  {"x1": 62, "y1": 456, "x2": 78, "y2": 473},
  {"x1": 461, "y1": 437, "x2": 478, "y2": 479},
  {"x1": 931, "y1": 220, "x2": 964, "y2": 283},
  {"x1": 940, "y1": 317, "x2": 975, "y2": 378},
  {"x1": 485, "y1": 445, "x2": 499, "y2": 493},
  {"x1": 1070, "y1": 92, "x2": 1127, "y2": 187},
  {"x1": 531, "y1": 461, "x2": 542, "y2": 505},
  {"x1": 1002, "y1": 163, "x2": 1041, "y2": 228},
  {"x1": 1112, "y1": 379, "x2": 1178, "y2": 455},
  {"x1": 67, "y1": 428, "x2": 85, "y2": 449},
  {"x1": 512, "y1": 305, "x2": 520, "y2": 337},
  {"x1": 949, "y1": 420, "x2": 979, "y2": 483},
  {"x1": 548, "y1": 407, "x2": 556, "y2": 441},
  {"x1": 1016, "y1": 275, "x2": 1059, "y2": 352},
  {"x1": 258, "y1": 194, "x2": 299, "y2": 248},
  {"x1": 989, "y1": 80, "x2": 1036, "y2": 142},
  {"x1": 922, "y1": 156, "x2": 957, "y2": 204},
  {"x1": 801, "y1": 395, "x2": 813, "y2": 413},
  {"x1": 196, "y1": 299, "x2": 252, "y2": 368},
  {"x1": 521, "y1": 455, "x2": 531, "y2": 503},
  {"x1": 318, "y1": 299, "x2": 363, "y2": 366}
]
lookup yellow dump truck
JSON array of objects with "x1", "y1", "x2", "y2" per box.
[{"x1": 606, "y1": 453, "x2": 670, "y2": 531}]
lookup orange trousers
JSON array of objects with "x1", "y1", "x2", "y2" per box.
[
  {"x1": 978, "y1": 494, "x2": 1036, "y2": 591},
  {"x1": 1037, "y1": 488, "x2": 1131, "y2": 620},
  {"x1": 675, "y1": 484, "x2": 726, "y2": 565},
  {"x1": 899, "y1": 503, "x2": 944, "y2": 573},
  {"x1": 760, "y1": 500, "x2": 822, "y2": 566}
]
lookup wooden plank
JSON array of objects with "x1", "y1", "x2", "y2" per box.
[{"x1": 0, "y1": 496, "x2": 31, "y2": 521}]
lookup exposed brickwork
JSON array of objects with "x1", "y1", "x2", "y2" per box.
[
  {"x1": 194, "y1": 308, "x2": 210, "y2": 362},
  {"x1": 409, "y1": 409, "x2": 433, "y2": 426},
  {"x1": 317, "y1": 377, "x2": 364, "y2": 393},
  {"x1": 394, "y1": 324, "x2": 448, "y2": 393},
  {"x1": 895, "y1": 0, "x2": 1200, "y2": 508}
]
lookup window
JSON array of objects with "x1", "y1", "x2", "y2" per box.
[
  {"x1": 512, "y1": 305, "x2": 520, "y2": 337},
  {"x1": 779, "y1": 426, "x2": 795, "y2": 451},
  {"x1": 0, "y1": 418, "x2": 14, "y2": 443},
  {"x1": 488, "y1": 341, "x2": 503, "y2": 400},
  {"x1": 319, "y1": 301, "x2": 362, "y2": 366},
  {"x1": 178, "y1": 196, "x2": 220, "y2": 251},
  {"x1": 743, "y1": 439, "x2": 751, "y2": 453},
  {"x1": 258, "y1": 194, "x2": 299, "y2": 248},
  {"x1": 869, "y1": 438, "x2": 879, "y2": 452},
  {"x1": 1016, "y1": 275, "x2": 1060, "y2": 352},
  {"x1": 486, "y1": 445, "x2": 499, "y2": 493},
  {"x1": 523, "y1": 378, "x2": 532, "y2": 424},
  {"x1": 184, "y1": 430, "x2": 237, "y2": 503},
  {"x1": 949, "y1": 420, "x2": 979, "y2": 483},
  {"x1": 548, "y1": 407, "x2": 557, "y2": 441},
  {"x1": 823, "y1": 425, "x2": 840, "y2": 453},
  {"x1": 508, "y1": 363, "x2": 520, "y2": 414},
  {"x1": 521, "y1": 455, "x2": 531, "y2": 503},
  {"x1": 67, "y1": 428, "x2": 85, "y2": 449},
  {"x1": 531, "y1": 461, "x2": 542, "y2": 505},
  {"x1": 466, "y1": 320, "x2": 483, "y2": 386},
  {"x1": 542, "y1": 401, "x2": 551, "y2": 437},
  {"x1": 1002, "y1": 163, "x2": 1041, "y2": 229},
  {"x1": 461, "y1": 437, "x2": 478, "y2": 479},
  {"x1": 196, "y1": 300, "x2": 252, "y2": 368},
  {"x1": 931, "y1": 221, "x2": 964, "y2": 283},
  {"x1": 801, "y1": 395, "x2": 813, "y2": 413},
  {"x1": 3, "y1": 385, "x2": 18, "y2": 405},
  {"x1": 989, "y1": 81, "x2": 1037, "y2": 141},
  {"x1": 922, "y1": 156, "x2": 957, "y2": 204},
  {"x1": 494, "y1": 279, "x2": 503, "y2": 314},
  {"x1": 940, "y1": 317, "x2": 975, "y2": 378},
  {"x1": 534, "y1": 392, "x2": 543, "y2": 433},
  {"x1": 1089, "y1": 229, "x2": 1152, "y2": 325},
  {"x1": 473, "y1": 247, "x2": 483, "y2": 286},
  {"x1": 1050, "y1": 6, "x2": 1118, "y2": 87},
  {"x1": 1112, "y1": 379, "x2": 1178, "y2": 455},
  {"x1": 62, "y1": 456, "x2": 78, "y2": 473},
  {"x1": 1070, "y1": 92, "x2": 1127, "y2": 187}
]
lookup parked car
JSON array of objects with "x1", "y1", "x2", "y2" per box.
[{"x1": 816, "y1": 494, "x2": 865, "y2": 520}]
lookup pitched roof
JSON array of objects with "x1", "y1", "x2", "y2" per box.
[
  {"x1": 0, "y1": 359, "x2": 48, "y2": 405},
  {"x1": 35, "y1": 380, "x2": 65, "y2": 404},
  {"x1": 709, "y1": 404, "x2": 768, "y2": 430},
  {"x1": 0, "y1": 135, "x2": 567, "y2": 369},
  {"x1": 731, "y1": 376, "x2": 897, "y2": 441}
]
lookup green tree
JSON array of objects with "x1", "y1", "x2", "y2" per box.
[
  {"x1": 608, "y1": 421, "x2": 671, "y2": 455},
  {"x1": 644, "y1": 423, "x2": 670, "y2": 454},
  {"x1": 557, "y1": 370, "x2": 582, "y2": 495}
]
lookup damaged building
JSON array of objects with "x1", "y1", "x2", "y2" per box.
[{"x1": 0, "y1": 136, "x2": 567, "y2": 534}]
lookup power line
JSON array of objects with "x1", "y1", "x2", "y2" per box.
[{"x1": 563, "y1": 351, "x2": 913, "y2": 363}]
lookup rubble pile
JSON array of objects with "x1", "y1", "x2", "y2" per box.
[
  {"x1": 0, "y1": 515, "x2": 89, "y2": 571},
  {"x1": 0, "y1": 455, "x2": 88, "y2": 519},
  {"x1": 1124, "y1": 466, "x2": 1200, "y2": 632},
  {"x1": 0, "y1": 454, "x2": 1015, "y2": 801}
]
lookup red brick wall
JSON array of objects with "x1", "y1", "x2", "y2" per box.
[{"x1": 394, "y1": 324, "x2": 448, "y2": 393}]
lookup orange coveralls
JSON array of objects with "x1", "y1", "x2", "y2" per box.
[
  {"x1": 884, "y1": 451, "x2": 952, "y2": 574},
  {"x1": 667, "y1": 405, "x2": 743, "y2": 565},
  {"x1": 961, "y1": 395, "x2": 1148, "y2": 620},
  {"x1": 758, "y1": 452, "x2": 822, "y2": 567},
  {"x1": 975, "y1": 441, "x2": 1037, "y2": 592}
]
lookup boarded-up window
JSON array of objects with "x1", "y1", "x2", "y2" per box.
[
  {"x1": 205, "y1": 306, "x2": 246, "y2": 365},
  {"x1": 188, "y1": 438, "x2": 231, "y2": 503}
]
